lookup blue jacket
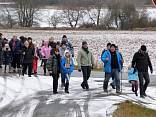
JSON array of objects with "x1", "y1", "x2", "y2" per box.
[
  {"x1": 101, "y1": 50, "x2": 122, "y2": 73},
  {"x1": 61, "y1": 57, "x2": 74, "y2": 73},
  {"x1": 128, "y1": 68, "x2": 138, "y2": 81},
  {"x1": 9, "y1": 39, "x2": 22, "y2": 55},
  {"x1": 61, "y1": 39, "x2": 74, "y2": 56},
  {"x1": 2, "y1": 49, "x2": 13, "y2": 64}
]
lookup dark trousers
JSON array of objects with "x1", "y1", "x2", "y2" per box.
[
  {"x1": 42, "y1": 59, "x2": 47, "y2": 73},
  {"x1": 0, "y1": 51, "x2": 2, "y2": 66},
  {"x1": 81, "y1": 66, "x2": 91, "y2": 89},
  {"x1": 12, "y1": 54, "x2": 21, "y2": 68},
  {"x1": 52, "y1": 73, "x2": 60, "y2": 93},
  {"x1": 61, "y1": 70, "x2": 66, "y2": 84},
  {"x1": 22, "y1": 63, "x2": 33, "y2": 75},
  {"x1": 138, "y1": 72, "x2": 150, "y2": 95}
]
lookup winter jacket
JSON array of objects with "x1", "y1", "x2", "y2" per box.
[
  {"x1": 101, "y1": 50, "x2": 122, "y2": 73},
  {"x1": 61, "y1": 57, "x2": 74, "y2": 73},
  {"x1": 41, "y1": 40, "x2": 52, "y2": 59},
  {"x1": 0, "y1": 38, "x2": 3, "y2": 51},
  {"x1": 22, "y1": 46, "x2": 34, "y2": 64},
  {"x1": 49, "y1": 42, "x2": 56, "y2": 49},
  {"x1": 77, "y1": 47, "x2": 94, "y2": 70},
  {"x1": 34, "y1": 47, "x2": 40, "y2": 59},
  {"x1": 128, "y1": 68, "x2": 138, "y2": 82},
  {"x1": 46, "y1": 54, "x2": 62, "y2": 75},
  {"x1": 9, "y1": 39, "x2": 22, "y2": 55},
  {"x1": 61, "y1": 39, "x2": 74, "y2": 56},
  {"x1": 132, "y1": 50, "x2": 153, "y2": 72},
  {"x1": 2, "y1": 48, "x2": 12, "y2": 64}
]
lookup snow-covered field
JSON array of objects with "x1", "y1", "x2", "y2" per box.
[
  {"x1": 0, "y1": 74, "x2": 156, "y2": 117},
  {"x1": 1, "y1": 29, "x2": 156, "y2": 74}
]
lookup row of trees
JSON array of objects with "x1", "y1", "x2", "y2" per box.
[{"x1": 0, "y1": 0, "x2": 155, "y2": 30}]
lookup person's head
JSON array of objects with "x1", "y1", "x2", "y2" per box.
[
  {"x1": 5, "y1": 44, "x2": 9, "y2": 49},
  {"x1": 82, "y1": 41, "x2": 88, "y2": 49},
  {"x1": 0, "y1": 33, "x2": 2, "y2": 38},
  {"x1": 62, "y1": 42, "x2": 66, "y2": 49},
  {"x1": 33, "y1": 42, "x2": 37, "y2": 47},
  {"x1": 107, "y1": 43, "x2": 111, "y2": 50},
  {"x1": 116, "y1": 46, "x2": 119, "y2": 52},
  {"x1": 13, "y1": 35, "x2": 17, "y2": 40},
  {"x1": 53, "y1": 48, "x2": 59, "y2": 55},
  {"x1": 65, "y1": 50, "x2": 70, "y2": 57},
  {"x1": 140, "y1": 45, "x2": 147, "y2": 54},
  {"x1": 44, "y1": 40, "x2": 49, "y2": 46},
  {"x1": 28, "y1": 37, "x2": 32, "y2": 43},
  {"x1": 25, "y1": 41, "x2": 29, "y2": 48},
  {"x1": 20, "y1": 36, "x2": 25, "y2": 42},
  {"x1": 128, "y1": 64, "x2": 132, "y2": 70},
  {"x1": 4, "y1": 44, "x2": 11, "y2": 51},
  {"x1": 56, "y1": 41, "x2": 60, "y2": 48},
  {"x1": 110, "y1": 44, "x2": 116, "y2": 52},
  {"x1": 49, "y1": 37, "x2": 54, "y2": 43},
  {"x1": 63, "y1": 35, "x2": 67, "y2": 41},
  {"x1": 3, "y1": 38, "x2": 7, "y2": 42}
]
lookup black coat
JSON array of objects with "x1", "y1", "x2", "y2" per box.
[
  {"x1": 23, "y1": 46, "x2": 34, "y2": 64},
  {"x1": 49, "y1": 42, "x2": 56, "y2": 49},
  {"x1": 132, "y1": 50, "x2": 153, "y2": 72}
]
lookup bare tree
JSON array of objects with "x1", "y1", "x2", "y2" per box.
[
  {"x1": 48, "y1": 12, "x2": 61, "y2": 29},
  {"x1": 12, "y1": 0, "x2": 42, "y2": 27}
]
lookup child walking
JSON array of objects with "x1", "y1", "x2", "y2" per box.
[
  {"x1": 2, "y1": 44, "x2": 12, "y2": 73},
  {"x1": 33, "y1": 42, "x2": 40, "y2": 76},
  {"x1": 61, "y1": 50, "x2": 74, "y2": 93},
  {"x1": 128, "y1": 65, "x2": 138, "y2": 96}
]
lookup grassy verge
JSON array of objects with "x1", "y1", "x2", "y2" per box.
[{"x1": 113, "y1": 100, "x2": 156, "y2": 117}]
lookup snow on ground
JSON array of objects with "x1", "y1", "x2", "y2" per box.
[
  {"x1": 0, "y1": 29, "x2": 156, "y2": 74},
  {"x1": 0, "y1": 74, "x2": 156, "y2": 117}
]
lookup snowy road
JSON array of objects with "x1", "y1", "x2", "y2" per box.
[{"x1": 0, "y1": 66, "x2": 156, "y2": 117}]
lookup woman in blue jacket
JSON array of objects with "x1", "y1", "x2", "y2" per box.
[
  {"x1": 128, "y1": 65, "x2": 138, "y2": 96},
  {"x1": 61, "y1": 50, "x2": 74, "y2": 93}
]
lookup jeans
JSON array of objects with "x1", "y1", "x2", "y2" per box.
[
  {"x1": 138, "y1": 72, "x2": 150, "y2": 95},
  {"x1": 65, "y1": 73, "x2": 71, "y2": 84},
  {"x1": 61, "y1": 70, "x2": 66, "y2": 84},
  {"x1": 104, "y1": 68, "x2": 120, "y2": 90},
  {"x1": 42, "y1": 59, "x2": 47, "y2": 73},
  {"x1": 0, "y1": 51, "x2": 2, "y2": 66},
  {"x1": 81, "y1": 66, "x2": 91, "y2": 89}
]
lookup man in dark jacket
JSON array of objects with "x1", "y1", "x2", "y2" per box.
[
  {"x1": 49, "y1": 37, "x2": 56, "y2": 49},
  {"x1": 9, "y1": 35, "x2": 22, "y2": 72},
  {"x1": 132, "y1": 45, "x2": 153, "y2": 98},
  {"x1": 0, "y1": 33, "x2": 3, "y2": 68},
  {"x1": 22, "y1": 41, "x2": 34, "y2": 77}
]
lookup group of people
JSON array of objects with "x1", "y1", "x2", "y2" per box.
[{"x1": 0, "y1": 33, "x2": 153, "y2": 98}]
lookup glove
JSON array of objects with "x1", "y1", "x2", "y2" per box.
[
  {"x1": 44, "y1": 56, "x2": 46, "y2": 58},
  {"x1": 78, "y1": 69, "x2": 81, "y2": 72},
  {"x1": 72, "y1": 55, "x2": 74, "y2": 57},
  {"x1": 91, "y1": 65, "x2": 94, "y2": 70},
  {"x1": 150, "y1": 69, "x2": 153, "y2": 74}
]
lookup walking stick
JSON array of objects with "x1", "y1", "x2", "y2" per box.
[{"x1": 121, "y1": 71, "x2": 122, "y2": 92}]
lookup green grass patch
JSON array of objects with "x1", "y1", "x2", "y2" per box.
[{"x1": 113, "y1": 100, "x2": 156, "y2": 117}]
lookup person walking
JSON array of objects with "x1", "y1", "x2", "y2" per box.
[
  {"x1": 22, "y1": 41, "x2": 34, "y2": 77},
  {"x1": 41, "y1": 40, "x2": 52, "y2": 75},
  {"x1": 9, "y1": 35, "x2": 22, "y2": 72},
  {"x1": 77, "y1": 41, "x2": 94, "y2": 91},
  {"x1": 2, "y1": 44, "x2": 12, "y2": 73},
  {"x1": 0, "y1": 33, "x2": 3, "y2": 68},
  {"x1": 61, "y1": 50, "x2": 74, "y2": 93},
  {"x1": 132, "y1": 45, "x2": 153, "y2": 98},
  {"x1": 46, "y1": 48, "x2": 62, "y2": 94},
  {"x1": 101, "y1": 44, "x2": 123, "y2": 94}
]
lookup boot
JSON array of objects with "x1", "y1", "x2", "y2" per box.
[
  {"x1": 4, "y1": 69, "x2": 6, "y2": 73},
  {"x1": 104, "y1": 89, "x2": 108, "y2": 93},
  {"x1": 135, "y1": 91, "x2": 138, "y2": 96},
  {"x1": 65, "y1": 83, "x2": 69, "y2": 93},
  {"x1": 9, "y1": 68, "x2": 11, "y2": 73},
  {"x1": 116, "y1": 90, "x2": 121, "y2": 94},
  {"x1": 13, "y1": 68, "x2": 16, "y2": 73},
  {"x1": 132, "y1": 87, "x2": 135, "y2": 92}
]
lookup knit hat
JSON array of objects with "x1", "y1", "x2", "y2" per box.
[
  {"x1": 110, "y1": 44, "x2": 116, "y2": 48},
  {"x1": 64, "y1": 50, "x2": 70, "y2": 56},
  {"x1": 141, "y1": 45, "x2": 147, "y2": 51},
  {"x1": 13, "y1": 35, "x2": 17, "y2": 38},
  {"x1": 63, "y1": 35, "x2": 67, "y2": 38},
  {"x1": 5, "y1": 44, "x2": 9, "y2": 47},
  {"x1": 107, "y1": 43, "x2": 111, "y2": 47},
  {"x1": 82, "y1": 41, "x2": 87, "y2": 46}
]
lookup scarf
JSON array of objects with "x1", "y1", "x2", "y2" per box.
[
  {"x1": 12, "y1": 39, "x2": 17, "y2": 52},
  {"x1": 65, "y1": 56, "x2": 72, "y2": 69},
  {"x1": 82, "y1": 46, "x2": 89, "y2": 54}
]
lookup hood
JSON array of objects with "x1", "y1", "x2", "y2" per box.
[
  {"x1": 44, "y1": 40, "x2": 49, "y2": 46},
  {"x1": 64, "y1": 50, "x2": 70, "y2": 57}
]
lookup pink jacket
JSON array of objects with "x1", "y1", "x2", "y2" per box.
[{"x1": 41, "y1": 40, "x2": 52, "y2": 59}]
